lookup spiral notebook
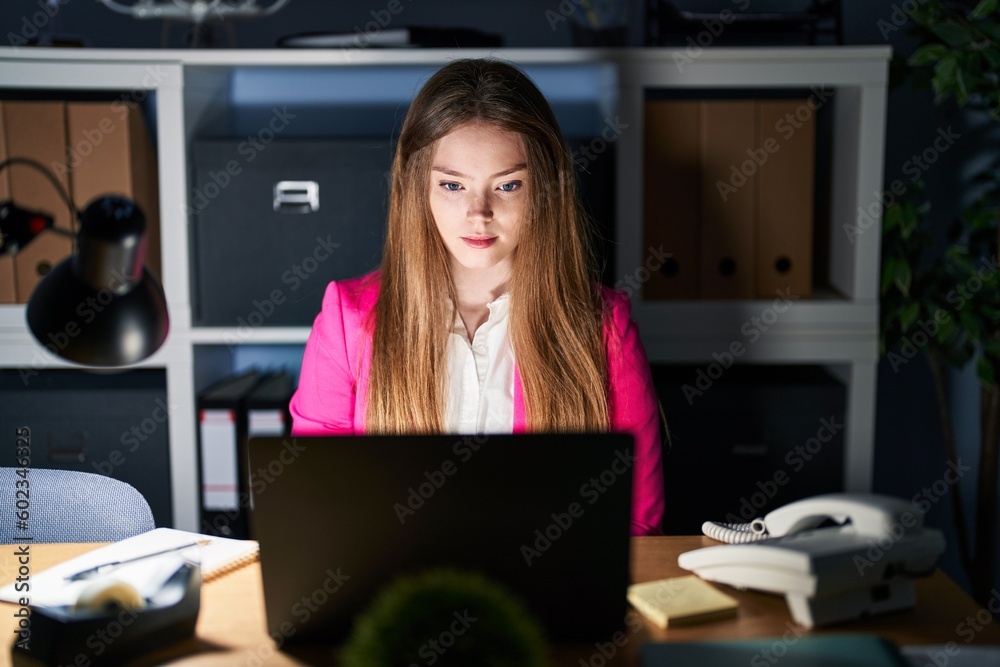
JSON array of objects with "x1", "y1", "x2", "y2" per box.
[{"x1": 0, "y1": 528, "x2": 259, "y2": 608}]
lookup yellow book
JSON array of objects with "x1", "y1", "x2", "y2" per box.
[{"x1": 627, "y1": 575, "x2": 738, "y2": 628}]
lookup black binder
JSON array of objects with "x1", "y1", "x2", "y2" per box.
[
  {"x1": 245, "y1": 370, "x2": 294, "y2": 440},
  {"x1": 196, "y1": 370, "x2": 263, "y2": 539}
]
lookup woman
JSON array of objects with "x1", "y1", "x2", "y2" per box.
[{"x1": 290, "y1": 58, "x2": 664, "y2": 535}]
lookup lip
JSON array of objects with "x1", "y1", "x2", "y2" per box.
[{"x1": 461, "y1": 236, "x2": 498, "y2": 249}]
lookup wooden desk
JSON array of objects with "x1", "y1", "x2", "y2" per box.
[{"x1": 2, "y1": 537, "x2": 997, "y2": 666}]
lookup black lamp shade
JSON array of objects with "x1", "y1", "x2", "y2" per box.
[{"x1": 26, "y1": 196, "x2": 169, "y2": 366}]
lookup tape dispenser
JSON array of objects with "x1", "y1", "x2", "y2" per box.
[{"x1": 12, "y1": 557, "x2": 200, "y2": 666}]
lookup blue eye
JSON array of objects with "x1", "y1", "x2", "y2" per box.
[
  {"x1": 441, "y1": 182, "x2": 461, "y2": 192},
  {"x1": 498, "y1": 181, "x2": 521, "y2": 192}
]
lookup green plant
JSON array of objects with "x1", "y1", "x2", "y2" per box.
[
  {"x1": 339, "y1": 568, "x2": 549, "y2": 667},
  {"x1": 880, "y1": 0, "x2": 1000, "y2": 604}
]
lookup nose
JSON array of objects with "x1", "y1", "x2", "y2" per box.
[{"x1": 466, "y1": 193, "x2": 493, "y2": 223}]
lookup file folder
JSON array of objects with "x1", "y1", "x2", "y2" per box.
[
  {"x1": 66, "y1": 101, "x2": 161, "y2": 280},
  {"x1": 0, "y1": 254, "x2": 14, "y2": 303},
  {"x1": 197, "y1": 370, "x2": 263, "y2": 539},
  {"x1": 699, "y1": 100, "x2": 756, "y2": 299},
  {"x1": 0, "y1": 114, "x2": 11, "y2": 302},
  {"x1": 641, "y1": 94, "x2": 817, "y2": 302},
  {"x1": 757, "y1": 99, "x2": 814, "y2": 298},
  {"x1": 643, "y1": 100, "x2": 701, "y2": 300},
  {"x1": 3, "y1": 101, "x2": 73, "y2": 302}
]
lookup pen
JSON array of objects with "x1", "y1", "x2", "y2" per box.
[{"x1": 65, "y1": 540, "x2": 210, "y2": 582}]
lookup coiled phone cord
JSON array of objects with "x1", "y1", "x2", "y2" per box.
[{"x1": 702, "y1": 519, "x2": 770, "y2": 544}]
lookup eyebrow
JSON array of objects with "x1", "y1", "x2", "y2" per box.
[{"x1": 432, "y1": 163, "x2": 528, "y2": 179}]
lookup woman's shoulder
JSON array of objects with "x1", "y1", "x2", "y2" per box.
[
  {"x1": 327, "y1": 270, "x2": 381, "y2": 314},
  {"x1": 595, "y1": 283, "x2": 633, "y2": 331}
]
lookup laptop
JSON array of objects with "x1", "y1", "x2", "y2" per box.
[{"x1": 248, "y1": 433, "x2": 633, "y2": 645}]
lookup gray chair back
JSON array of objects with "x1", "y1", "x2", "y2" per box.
[{"x1": 0, "y1": 467, "x2": 155, "y2": 543}]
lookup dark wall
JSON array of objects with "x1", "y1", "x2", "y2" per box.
[{"x1": 4, "y1": 0, "x2": 582, "y2": 49}]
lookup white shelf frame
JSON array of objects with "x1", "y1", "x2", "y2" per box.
[
  {"x1": 0, "y1": 58, "x2": 199, "y2": 530},
  {"x1": 0, "y1": 46, "x2": 891, "y2": 528},
  {"x1": 615, "y1": 49, "x2": 890, "y2": 493}
]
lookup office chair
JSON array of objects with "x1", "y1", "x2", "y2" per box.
[{"x1": 0, "y1": 467, "x2": 155, "y2": 543}]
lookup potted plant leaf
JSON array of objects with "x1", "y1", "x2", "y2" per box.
[{"x1": 880, "y1": 0, "x2": 1000, "y2": 605}]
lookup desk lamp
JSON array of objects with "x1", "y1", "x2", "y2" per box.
[{"x1": 25, "y1": 195, "x2": 169, "y2": 366}]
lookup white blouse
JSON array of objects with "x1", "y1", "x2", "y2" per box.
[{"x1": 444, "y1": 293, "x2": 515, "y2": 434}]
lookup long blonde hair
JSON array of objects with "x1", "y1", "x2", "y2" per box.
[{"x1": 366, "y1": 58, "x2": 609, "y2": 434}]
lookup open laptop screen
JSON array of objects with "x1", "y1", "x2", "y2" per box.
[{"x1": 248, "y1": 433, "x2": 633, "y2": 644}]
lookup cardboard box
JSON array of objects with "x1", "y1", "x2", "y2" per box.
[{"x1": 64, "y1": 102, "x2": 161, "y2": 281}]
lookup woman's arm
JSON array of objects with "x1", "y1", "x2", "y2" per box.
[
  {"x1": 289, "y1": 280, "x2": 358, "y2": 435},
  {"x1": 604, "y1": 288, "x2": 666, "y2": 536}
]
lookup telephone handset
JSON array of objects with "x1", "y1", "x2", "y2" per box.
[
  {"x1": 700, "y1": 493, "x2": 927, "y2": 544},
  {"x1": 679, "y1": 493, "x2": 946, "y2": 628}
]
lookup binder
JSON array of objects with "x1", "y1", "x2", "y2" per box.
[
  {"x1": 246, "y1": 370, "x2": 294, "y2": 439},
  {"x1": 197, "y1": 370, "x2": 263, "y2": 539},
  {"x1": 3, "y1": 101, "x2": 73, "y2": 302},
  {"x1": 0, "y1": 254, "x2": 13, "y2": 303},
  {"x1": 4, "y1": 102, "x2": 71, "y2": 233},
  {"x1": 244, "y1": 370, "x2": 294, "y2": 515},
  {"x1": 0, "y1": 104, "x2": 12, "y2": 303},
  {"x1": 699, "y1": 100, "x2": 756, "y2": 299},
  {"x1": 643, "y1": 100, "x2": 701, "y2": 300},
  {"x1": 0, "y1": 102, "x2": 8, "y2": 202},
  {"x1": 757, "y1": 99, "x2": 814, "y2": 298},
  {"x1": 641, "y1": 95, "x2": 817, "y2": 301},
  {"x1": 66, "y1": 102, "x2": 162, "y2": 280}
]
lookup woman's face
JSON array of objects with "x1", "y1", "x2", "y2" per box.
[{"x1": 428, "y1": 122, "x2": 527, "y2": 283}]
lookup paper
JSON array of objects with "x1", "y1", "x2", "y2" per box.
[
  {"x1": 0, "y1": 528, "x2": 258, "y2": 608},
  {"x1": 200, "y1": 409, "x2": 239, "y2": 510},
  {"x1": 628, "y1": 575, "x2": 738, "y2": 628}
]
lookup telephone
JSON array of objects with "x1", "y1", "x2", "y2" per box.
[{"x1": 678, "y1": 493, "x2": 946, "y2": 628}]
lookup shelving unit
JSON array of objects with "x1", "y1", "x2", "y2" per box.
[
  {"x1": 0, "y1": 46, "x2": 890, "y2": 531},
  {"x1": 615, "y1": 48, "x2": 889, "y2": 495}
]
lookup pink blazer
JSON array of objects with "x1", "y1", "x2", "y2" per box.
[{"x1": 290, "y1": 271, "x2": 665, "y2": 535}]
